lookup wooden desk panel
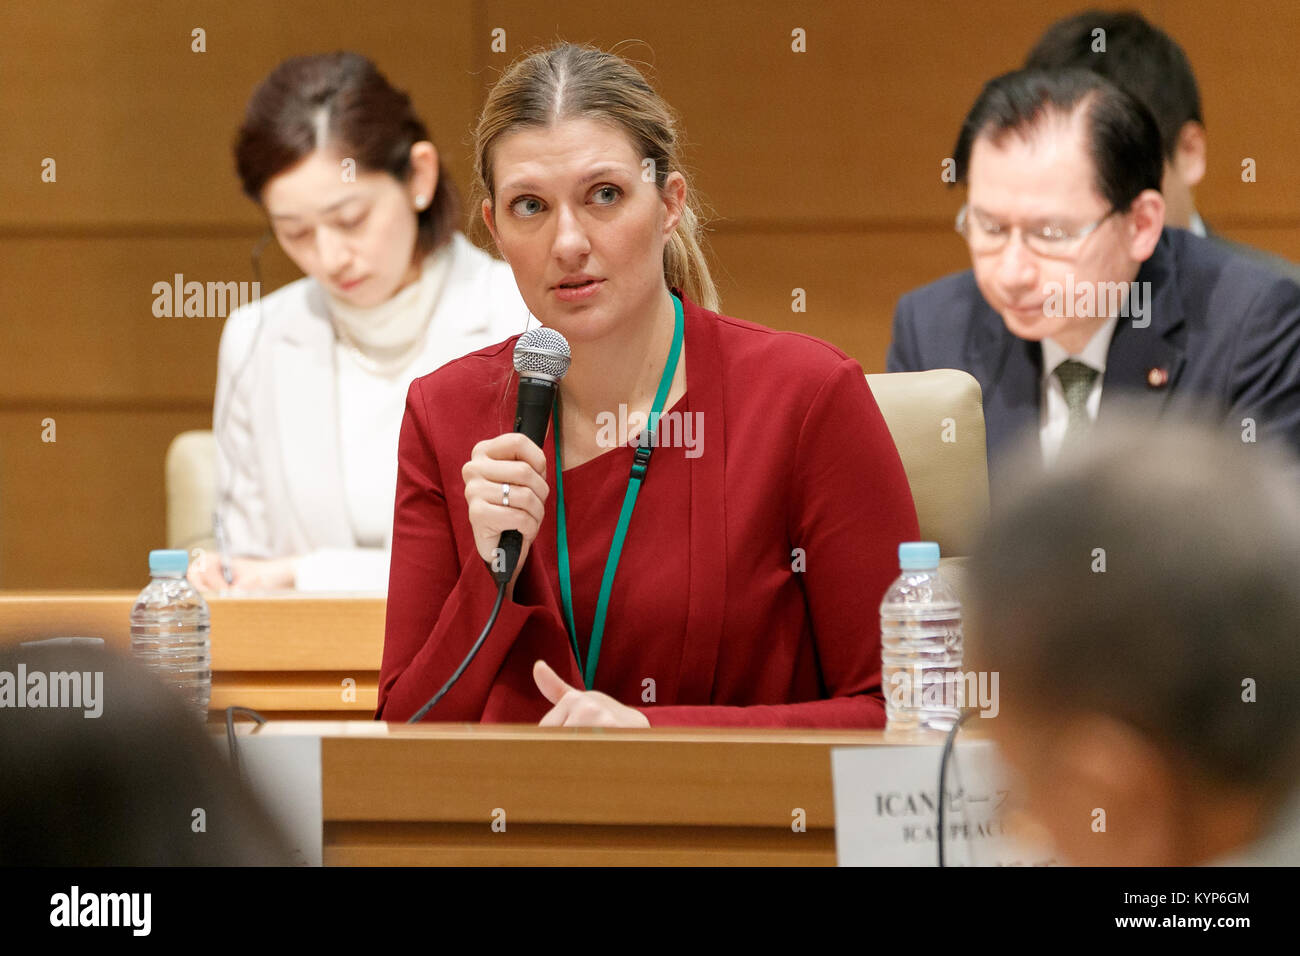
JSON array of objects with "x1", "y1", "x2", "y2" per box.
[
  {"x1": 4, "y1": 598, "x2": 941, "y2": 863},
  {"x1": 323, "y1": 821, "x2": 835, "y2": 866},
  {"x1": 0, "y1": 590, "x2": 385, "y2": 716},
  {"x1": 251, "y1": 721, "x2": 908, "y2": 866}
]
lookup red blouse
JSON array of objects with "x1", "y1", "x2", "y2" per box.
[{"x1": 377, "y1": 292, "x2": 919, "y2": 727}]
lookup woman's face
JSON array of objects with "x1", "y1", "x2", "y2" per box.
[
  {"x1": 483, "y1": 116, "x2": 684, "y2": 343},
  {"x1": 261, "y1": 147, "x2": 429, "y2": 307}
]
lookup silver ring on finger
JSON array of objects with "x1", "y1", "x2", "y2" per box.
[{"x1": 501, "y1": 482, "x2": 510, "y2": 508}]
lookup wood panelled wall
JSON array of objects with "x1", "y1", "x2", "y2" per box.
[{"x1": 1, "y1": 0, "x2": 1297, "y2": 588}]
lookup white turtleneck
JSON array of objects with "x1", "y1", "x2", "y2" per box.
[
  {"x1": 296, "y1": 245, "x2": 452, "y2": 590},
  {"x1": 325, "y1": 244, "x2": 453, "y2": 359}
]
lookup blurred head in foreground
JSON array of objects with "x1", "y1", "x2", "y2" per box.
[
  {"x1": 0, "y1": 645, "x2": 291, "y2": 865},
  {"x1": 968, "y1": 413, "x2": 1300, "y2": 865}
]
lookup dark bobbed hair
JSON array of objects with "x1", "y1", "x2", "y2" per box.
[
  {"x1": 952, "y1": 68, "x2": 1164, "y2": 212},
  {"x1": 234, "y1": 51, "x2": 459, "y2": 257},
  {"x1": 968, "y1": 409, "x2": 1300, "y2": 801},
  {"x1": 0, "y1": 645, "x2": 294, "y2": 865},
  {"x1": 1025, "y1": 10, "x2": 1203, "y2": 161}
]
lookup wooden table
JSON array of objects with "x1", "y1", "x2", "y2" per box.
[
  {"x1": 0, "y1": 590, "x2": 385, "y2": 719},
  {"x1": 242, "y1": 720, "x2": 936, "y2": 866},
  {"x1": 2, "y1": 591, "x2": 968, "y2": 865}
]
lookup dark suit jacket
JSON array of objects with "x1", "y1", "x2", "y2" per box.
[
  {"x1": 1203, "y1": 226, "x2": 1300, "y2": 287},
  {"x1": 887, "y1": 228, "x2": 1300, "y2": 483}
]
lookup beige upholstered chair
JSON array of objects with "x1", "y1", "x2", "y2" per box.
[
  {"x1": 865, "y1": 369, "x2": 990, "y2": 606},
  {"x1": 165, "y1": 371, "x2": 989, "y2": 598},
  {"x1": 164, "y1": 430, "x2": 218, "y2": 555}
]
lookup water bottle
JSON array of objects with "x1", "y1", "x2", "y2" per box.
[
  {"x1": 880, "y1": 541, "x2": 963, "y2": 733},
  {"x1": 130, "y1": 549, "x2": 211, "y2": 719}
]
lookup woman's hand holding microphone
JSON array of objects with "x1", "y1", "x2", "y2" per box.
[
  {"x1": 460, "y1": 431, "x2": 648, "y2": 728},
  {"x1": 461, "y1": 432, "x2": 550, "y2": 599}
]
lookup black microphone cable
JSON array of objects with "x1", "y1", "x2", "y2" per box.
[
  {"x1": 225, "y1": 705, "x2": 268, "y2": 781},
  {"x1": 407, "y1": 578, "x2": 508, "y2": 723},
  {"x1": 406, "y1": 328, "x2": 569, "y2": 723},
  {"x1": 403, "y1": 264, "x2": 540, "y2": 722},
  {"x1": 937, "y1": 708, "x2": 975, "y2": 867}
]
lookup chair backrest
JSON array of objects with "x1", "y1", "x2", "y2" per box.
[
  {"x1": 865, "y1": 369, "x2": 990, "y2": 597},
  {"x1": 165, "y1": 430, "x2": 217, "y2": 554},
  {"x1": 165, "y1": 372, "x2": 990, "y2": 591}
]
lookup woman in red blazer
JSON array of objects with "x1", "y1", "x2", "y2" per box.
[{"x1": 378, "y1": 43, "x2": 919, "y2": 727}]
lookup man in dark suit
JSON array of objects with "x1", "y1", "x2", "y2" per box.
[
  {"x1": 887, "y1": 68, "x2": 1300, "y2": 485},
  {"x1": 1024, "y1": 9, "x2": 1300, "y2": 284}
]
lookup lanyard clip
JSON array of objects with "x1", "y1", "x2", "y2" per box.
[{"x1": 630, "y1": 444, "x2": 653, "y2": 481}]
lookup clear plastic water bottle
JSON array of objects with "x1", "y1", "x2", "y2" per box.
[
  {"x1": 880, "y1": 542, "x2": 963, "y2": 733},
  {"x1": 130, "y1": 549, "x2": 211, "y2": 719}
]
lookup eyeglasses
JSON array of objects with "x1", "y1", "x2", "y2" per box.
[{"x1": 955, "y1": 204, "x2": 1117, "y2": 259}]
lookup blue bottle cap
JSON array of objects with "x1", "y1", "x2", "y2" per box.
[
  {"x1": 898, "y1": 541, "x2": 941, "y2": 570},
  {"x1": 148, "y1": 549, "x2": 190, "y2": 574}
]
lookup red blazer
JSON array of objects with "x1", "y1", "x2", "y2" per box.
[{"x1": 377, "y1": 292, "x2": 920, "y2": 727}]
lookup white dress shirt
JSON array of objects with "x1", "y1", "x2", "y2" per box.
[{"x1": 1039, "y1": 316, "x2": 1118, "y2": 466}]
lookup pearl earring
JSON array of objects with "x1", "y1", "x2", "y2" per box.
[{"x1": 414, "y1": 194, "x2": 429, "y2": 210}]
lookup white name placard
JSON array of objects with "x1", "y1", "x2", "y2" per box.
[
  {"x1": 220, "y1": 732, "x2": 323, "y2": 866},
  {"x1": 832, "y1": 738, "x2": 1058, "y2": 866}
]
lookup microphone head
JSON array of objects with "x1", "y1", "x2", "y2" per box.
[{"x1": 513, "y1": 327, "x2": 571, "y2": 382}]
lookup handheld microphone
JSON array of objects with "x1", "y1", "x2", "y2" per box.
[
  {"x1": 407, "y1": 327, "x2": 570, "y2": 723},
  {"x1": 493, "y1": 327, "x2": 571, "y2": 584}
]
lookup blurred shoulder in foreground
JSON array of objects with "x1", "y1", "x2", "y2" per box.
[
  {"x1": 0, "y1": 645, "x2": 293, "y2": 866},
  {"x1": 968, "y1": 407, "x2": 1300, "y2": 865}
]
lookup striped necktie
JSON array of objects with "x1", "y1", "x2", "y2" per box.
[{"x1": 1053, "y1": 359, "x2": 1099, "y2": 449}]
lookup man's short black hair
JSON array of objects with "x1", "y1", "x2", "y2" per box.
[
  {"x1": 952, "y1": 68, "x2": 1163, "y2": 212},
  {"x1": 1025, "y1": 10, "x2": 1203, "y2": 161}
]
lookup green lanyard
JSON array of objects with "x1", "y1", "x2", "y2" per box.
[{"x1": 553, "y1": 292, "x2": 685, "y2": 688}]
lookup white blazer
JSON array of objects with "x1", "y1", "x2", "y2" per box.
[{"x1": 213, "y1": 233, "x2": 529, "y2": 590}]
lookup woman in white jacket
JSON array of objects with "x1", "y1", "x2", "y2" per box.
[{"x1": 188, "y1": 52, "x2": 528, "y2": 592}]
